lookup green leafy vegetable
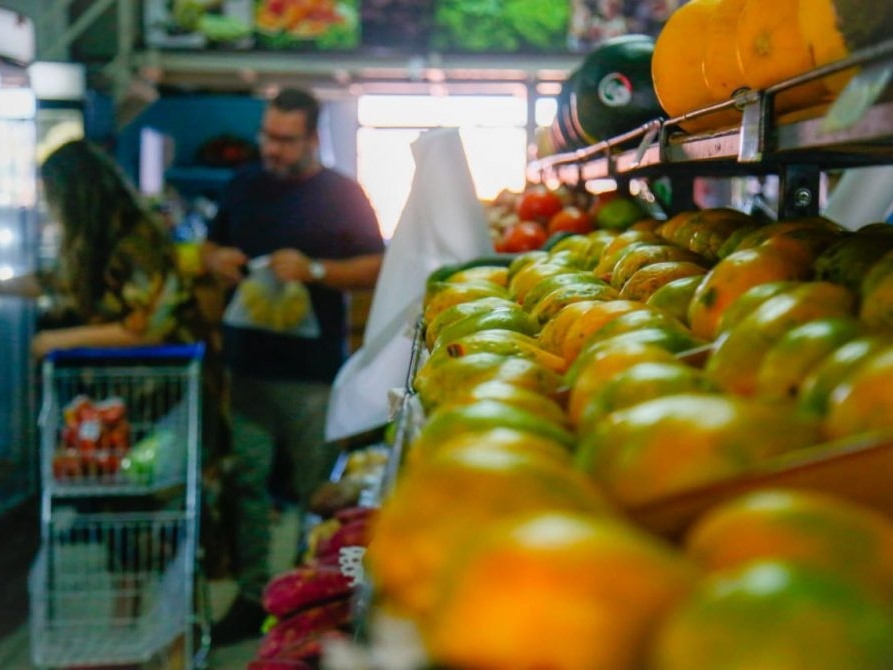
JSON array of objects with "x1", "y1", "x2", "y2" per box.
[{"x1": 433, "y1": 0, "x2": 568, "y2": 52}]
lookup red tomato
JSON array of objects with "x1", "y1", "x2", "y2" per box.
[
  {"x1": 517, "y1": 188, "x2": 564, "y2": 223},
  {"x1": 547, "y1": 206, "x2": 593, "y2": 235},
  {"x1": 496, "y1": 221, "x2": 549, "y2": 253}
]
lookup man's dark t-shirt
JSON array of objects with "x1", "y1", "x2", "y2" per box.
[{"x1": 208, "y1": 165, "x2": 385, "y2": 382}]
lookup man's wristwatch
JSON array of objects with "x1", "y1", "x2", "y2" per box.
[{"x1": 308, "y1": 260, "x2": 327, "y2": 282}]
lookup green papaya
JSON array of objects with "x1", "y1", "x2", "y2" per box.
[
  {"x1": 412, "y1": 399, "x2": 576, "y2": 454},
  {"x1": 413, "y1": 352, "x2": 564, "y2": 412},
  {"x1": 521, "y1": 271, "x2": 605, "y2": 313},
  {"x1": 425, "y1": 255, "x2": 515, "y2": 287},
  {"x1": 424, "y1": 296, "x2": 522, "y2": 351},
  {"x1": 432, "y1": 329, "x2": 567, "y2": 374},
  {"x1": 431, "y1": 308, "x2": 540, "y2": 351}
]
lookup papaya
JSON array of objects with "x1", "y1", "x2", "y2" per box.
[
  {"x1": 620, "y1": 261, "x2": 709, "y2": 302},
  {"x1": 424, "y1": 296, "x2": 523, "y2": 351},
  {"x1": 715, "y1": 280, "x2": 799, "y2": 337},
  {"x1": 405, "y1": 426, "x2": 573, "y2": 469},
  {"x1": 365, "y1": 445, "x2": 608, "y2": 619},
  {"x1": 594, "y1": 239, "x2": 665, "y2": 284},
  {"x1": 598, "y1": 229, "x2": 665, "y2": 265},
  {"x1": 536, "y1": 299, "x2": 603, "y2": 356},
  {"x1": 424, "y1": 511, "x2": 697, "y2": 670},
  {"x1": 670, "y1": 208, "x2": 756, "y2": 262},
  {"x1": 798, "y1": 334, "x2": 893, "y2": 418},
  {"x1": 609, "y1": 244, "x2": 707, "y2": 291},
  {"x1": 434, "y1": 329, "x2": 568, "y2": 375},
  {"x1": 413, "y1": 352, "x2": 564, "y2": 412},
  {"x1": 683, "y1": 488, "x2": 893, "y2": 599},
  {"x1": 413, "y1": 399, "x2": 576, "y2": 454},
  {"x1": 542, "y1": 234, "x2": 602, "y2": 270},
  {"x1": 705, "y1": 281, "x2": 858, "y2": 396},
  {"x1": 561, "y1": 299, "x2": 651, "y2": 363},
  {"x1": 629, "y1": 217, "x2": 665, "y2": 233},
  {"x1": 731, "y1": 217, "x2": 845, "y2": 253},
  {"x1": 814, "y1": 234, "x2": 893, "y2": 292},
  {"x1": 508, "y1": 260, "x2": 580, "y2": 304},
  {"x1": 687, "y1": 239, "x2": 816, "y2": 341},
  {"x1": 529, "y1": 282, "x2": 620, "y2": 326},
  {"x1": 754, "y1": 315, "x2": 865, "y2": 401},
  {"x1": 576, "y1": 393, "x2": 821, "y2": 507},
  {"x1": 646, "y1": 275, "x2": 706, "y2": 326},
  {"x1": 650, "y1": 561, "x2": 893, "y2": 670},
  {"x1": 858, "y1": 222, "x2": 893, "y2": 235},
  {"x1": 824, "y1": 345, "x2": 893, "y2": 440},
  {"x1": 425, "y1": 255, "x2": 513, "y2": 287},
  {"x1": 443, "y1": 265, "x2": 509, "y2": 287},
  {"x1": 715, "y1": 223, "x2": 766, "y2": 259},
  {"x1": 579, "y1": 308, "x2": 691, "y2": 349},
  {"x1": 565, "y1": 338, "x2": 682, "y2": 427},
  {"x1": 859, "y1": 250, "x2": 893, "y2": 330},
  {"x1": 655, "y1": 211, "x2": 699, "y2": 244},
  {"x1": 576, "y1": 361, "x2": 720, "y2": 435},
  {"x1": 520, "y1": 270, "x2": 605, "y2": 313},
  {"x1": 434, "y1": 380, "x2": 569, "y2": 429},
  {"x1": 431, "y1": 308, "x2": 540, "y2": 351},
  {"x1": 423, "y1": 280, "x2": 510, "y2": 326},
  {"x1": 569, "y1": 326, "x2": 708, "y2": 389},
  {"x1": 506, "y1": 250, "x2": 550, "y2": 281}
]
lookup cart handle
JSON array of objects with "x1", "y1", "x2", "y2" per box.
[{"x1": 45, "y1": 342, "x2": 206, "y2": 363}]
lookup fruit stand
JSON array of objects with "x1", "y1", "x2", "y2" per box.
[{"x1": 345, "y1": 29, "x2": 893, "y2": 670}]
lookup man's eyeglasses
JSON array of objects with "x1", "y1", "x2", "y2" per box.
[{"x1": 257, "y1": 130, "x2": 307, "y2": 147}]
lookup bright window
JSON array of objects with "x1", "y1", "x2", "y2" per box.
[{"x1": 357, "y1": 93, "x2": 553, "y2": 239}]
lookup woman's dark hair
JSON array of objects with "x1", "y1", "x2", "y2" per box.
[
  {"x1": 40, "y1": 139, "x2": 168, "y2": 317},
  {"x1": 270, "y1": 87, "x2": 320, "y2": 133}
]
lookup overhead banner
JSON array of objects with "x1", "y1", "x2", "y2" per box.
[{"x1": 143, "y1": 0, "x2": 680, "y2": 53}]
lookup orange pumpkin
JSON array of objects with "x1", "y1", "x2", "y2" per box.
[
  {"x1": 736, "y1": 0, "x2": 826, "y2": 111},
  {"x1": 702, "y1": 0, "x2": 749, "y2": 102},
  {"x1": 735, "y1": 0, "x2": 866, "y2": 112},
  {"x1": 652, "y1": 0, "x2": 741, "y2": 131}
]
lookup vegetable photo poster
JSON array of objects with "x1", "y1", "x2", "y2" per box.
[{"x1": 143, "y1": 0, "x2": 685, "y2": 53}]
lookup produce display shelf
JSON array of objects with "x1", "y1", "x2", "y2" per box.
[{"x1": 528, "y1": 38, "x2": 893, "y2": 187}]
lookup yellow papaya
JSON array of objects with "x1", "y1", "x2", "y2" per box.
[{"x1": 706, "y1": 282, "x2": 858, "y2": 396}]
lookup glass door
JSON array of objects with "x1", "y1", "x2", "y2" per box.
[{"x1": 0, "y1": 61, "x2": 39, "y2": 513}]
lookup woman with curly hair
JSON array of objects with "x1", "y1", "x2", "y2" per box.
[{"x1": 0, "y1": 138, "x2": 211, "y2": 355}]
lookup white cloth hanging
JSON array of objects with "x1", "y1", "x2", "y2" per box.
[{"x1": 325, "y1": 127, "x2": 494, "y2": 441}]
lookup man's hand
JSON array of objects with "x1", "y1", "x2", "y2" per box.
[
  {"x1": 269, "y1": 248, "x2": 313, "y2": 283},
  {"x1": 203, "y1": 244, "x2": 249, "y2": 287}
]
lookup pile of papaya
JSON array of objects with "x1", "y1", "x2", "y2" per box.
[{"x1": 360, "y1": 207, "x2": 893, "y2": 670}]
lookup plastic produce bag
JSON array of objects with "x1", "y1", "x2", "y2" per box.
[
  {"x1": 326, "y1": 128, "x2": 493, "y2": 441},
  {"x1": 224, "y1": 255, "x2": 321, "y2": 338}
]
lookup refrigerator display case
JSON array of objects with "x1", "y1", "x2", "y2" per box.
[{"x1": 0, "y1": 57, "x2": 39, "y2": 514}]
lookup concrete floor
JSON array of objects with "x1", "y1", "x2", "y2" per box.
[{"x1": 0, "y1": 502, "x2": 301, "y2": 670}]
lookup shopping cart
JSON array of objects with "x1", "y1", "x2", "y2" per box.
[{"x1": 29, "y1": 344, "x2": 211, "y2": 669}]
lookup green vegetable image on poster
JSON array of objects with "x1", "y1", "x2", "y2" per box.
[{"x1": 432, "y1": 0, "x2": 570, "y2": 52}]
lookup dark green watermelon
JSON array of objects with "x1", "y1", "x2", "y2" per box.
[{"x1": 568, "y1": 34, "x2": 662, "y2": 146}]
